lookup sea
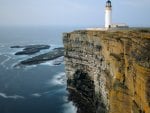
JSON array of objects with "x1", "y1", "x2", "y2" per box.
[{"x1": 0, "y1": 26, "x2": 82, "y2": 113}]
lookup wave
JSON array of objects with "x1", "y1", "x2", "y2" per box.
[
  {"x1": 0, "y1": 54, "x2": 13, "y2": 70},
  {"x1": 31, "y1": 93, "x2": 42, "y2": 97},
  {"x1": 53, "y1": 56, "x2": 64, "y2": 65},
  {"x1": 40, "y1": 56, "x2": 64, "y2": 67},
  {"x1": 0, "y1": 55, "x2": 12, "y2": 65},
  {"x1": 63, "y1": 100, "x2": 77, "y2": 113},
  {"x1": 46, "y1": 72, "x2": 66, "y2": 86},
  {"x1": 50, "y1": 44, "x2": 63, "y2": 49},
  {"x1": 40, "y1": 60, "x2": 54, "y2": 66},
  {"x1": 0, "y1": 92, "x2": 24, "y2": 99},
  {"x1": 31, "y1": 88, "x2": 66, "y2": 98}
]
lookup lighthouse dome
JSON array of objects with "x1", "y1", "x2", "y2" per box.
[{"x1": 106, "y1": 0, "x2": 112, "y2": 7}]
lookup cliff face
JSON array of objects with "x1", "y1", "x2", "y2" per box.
[{"x1": 63, "y1": 29, "x2": 150, "y2": 113}]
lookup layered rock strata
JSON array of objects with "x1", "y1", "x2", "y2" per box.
[{"x1": 63, "y1": 29, "x2": 150, "y2": 113}]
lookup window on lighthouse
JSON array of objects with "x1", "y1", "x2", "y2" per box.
[{"x1": 106, "y1": 0, "x2": 111, "y2": 7}]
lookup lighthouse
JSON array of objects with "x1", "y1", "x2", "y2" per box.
[
  {"x1": 105, "y1": 0, "x2": 112, "y2": 28},
  {"x1": 86, "y1": 0, "x2": 128, "y2": 30}
]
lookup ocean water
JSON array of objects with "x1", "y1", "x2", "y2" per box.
[{"x1": 0, "y1": 26, "x2": 77, "y2": 113}]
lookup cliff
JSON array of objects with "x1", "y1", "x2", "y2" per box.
[{"x1": 63, "y1": 29, "x2": 150, "y2": 113}]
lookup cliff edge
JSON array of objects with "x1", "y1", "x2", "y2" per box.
[{"x1": 63, "y1": 29, "x2": 150, "y2": 113}]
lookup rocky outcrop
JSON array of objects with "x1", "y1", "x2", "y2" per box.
[
  {"x1": 11, "y1": 45, "x2": 50, "y2": 55},
  {"x1": 63, "y1": 29, "x2": 150, "y2": 113},
  {"x1": 14, "y1": 47, "x2": 64, "y2": 67}
]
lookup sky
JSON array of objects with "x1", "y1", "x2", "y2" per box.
[{"x1": 0, "y1": 0, "x2": 150, "y2": 27}]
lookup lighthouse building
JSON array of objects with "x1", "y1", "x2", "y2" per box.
[
  {"x1": 87, "y1": 0, "x2": 128, "y2": 30},
  {"x1": 105, "y1": 0, "x2": 128, "y2": 29},
  {"x1": 105, "y1": 0, "x2": 112, "y2": 28}
]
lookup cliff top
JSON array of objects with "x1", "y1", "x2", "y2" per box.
[{"x1": 65, "y1": 28, "x2": 150, "y2": 39}]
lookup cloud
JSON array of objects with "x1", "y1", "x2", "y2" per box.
[{"x1": 0, "y1": 93, "x2": 25, "y2": 99}]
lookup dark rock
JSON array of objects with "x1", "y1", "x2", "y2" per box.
[
  {"x1": 67, "y1": 69, "x2": 97, "y2": 113},
  {"x1": 11, "y1": 45, "x2": 50, "y2": 55},
  {"x1": 15, "y1": 48, "x2": 40, "y2": 55},
  {"x1": 15, "y1": 47, "x2": 64, "y2": 66}
]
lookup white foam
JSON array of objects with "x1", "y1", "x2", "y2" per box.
[
  {"x1": 63, "y1": 96, "x2": 68, "y2": 102},
  {"x1": 40, "y1": 88, "x2": 66, "y2": 96},
  {"x1": 0, "y1": 54, "x2": 13, "y2": 70},
  {"x1": 0, "y1": 55, "x2": 12, "y2": 65},
  {"x1": 46, "y1": 72, "x2": 66, "y2": 86},
  {"x1": 32, "y1": 93, "x2": 42, "y2": 97},
  {"x1": 50, "y1": 44, "x2": 63, "y2": 49},
  {"x1": 63, "y1": 101, "x2": 77, "y2": 113},
  {"x1": 53, "y1": 56, "x2": 64, "y2": 65},
  {"x1": 40, "y1": 60, "x2": 54, "y2": 66},
  {"x1": 40, "y1": 56, "x2": 64, "y2": 67},
  {"x1": 0, "y1": 92, "x2": 24, "y2": 99},
  {"x1": 8, "y1": 95, "x2": 24, "y2": 99},
  {"x1": 31, "y1": 89, "x2": 63, "y2": 98},
  {"x1": 23, "y1": 65, "x2": 37, "y2": 70}
]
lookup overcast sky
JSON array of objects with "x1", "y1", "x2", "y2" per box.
[{"x1": 0, "y1": 0, "x2": 150, "y2": 27}]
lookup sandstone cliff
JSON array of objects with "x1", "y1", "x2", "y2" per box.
[{"x1": 63, "y1": 29, "x2": 150, "y2": 113}]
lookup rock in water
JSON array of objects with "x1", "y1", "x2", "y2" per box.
[
  {"x1": 15, "y1": 47, "x2": 64, "y2": 66},
  {"x1": 11, "y1": 45, "x2": 50, "y2": 55}
]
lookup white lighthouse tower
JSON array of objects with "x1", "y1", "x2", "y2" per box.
[{"x1": 105, "y1": 0, "x2": 112, "y2": 28}]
